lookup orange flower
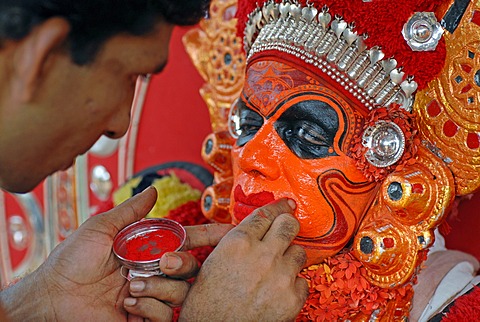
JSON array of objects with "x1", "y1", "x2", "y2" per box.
[{"x1": 298, "y1": 251, "x2": 413, "y2": 321}]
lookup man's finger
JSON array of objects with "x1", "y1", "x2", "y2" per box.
[
  {"x1": 99, "y1": 186, "x2": 158, "y2": 234},
  {"x1": 159, "y1": 252, "x2": 200, "y2": 279},
  {"x1": 128, "y1": 276, "x2": 190, "y2": 306},
  {"x1": 295, "y1": 276, "x2": 310, "y2": 310},
  {"x1": 156, "y1": 224, "x2": 232, "y2": 279},
  {"x1": 124, "y1": 296, "x2": 173, "y2": 322},
  {"x1": 183, "y1": 223, "x2": 234, "y2": 250},
  {"x1": 262, "y1": 213, "x2": 300, "y2": 251},
  {"x1": 282, "y1": 244, "x2": 307, "y2": 273},
  {"x1": 234, "y1": 198, "x2": 296, "y2": 241}
]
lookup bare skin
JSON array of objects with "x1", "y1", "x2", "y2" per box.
[
  {"x1": 123, "y1": 199, "x2": 309, "y2": 322},
  {"x1": 179, "y1": 199, "x2": 309, "y2": 322},
  {"x1": 0, "y1": 187, "x2": 233, "y2": 321}
]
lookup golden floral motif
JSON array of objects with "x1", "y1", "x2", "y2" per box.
[
  {"x1": 183, "y1": 0, "x2": 245, "y2": 133},
  {"x1": 353, "y1": 146, "x2": 455, "y2": 288},
  {"x1": 414, "y1": 1, "x2": 480, "y2": 195}
]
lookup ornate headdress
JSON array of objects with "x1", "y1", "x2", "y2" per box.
[{"x1": 184, "y1": 0, "x2": 480, "y2": 319}]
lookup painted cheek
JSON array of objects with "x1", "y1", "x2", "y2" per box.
[
  {"x1": 283, "y1": 156, "x2": 368, "y2": 238},
  {"x1": 294, "y1": 166, "x2": 378, "y2": 265},
  {"x1": 285, "y1": 163, "x2": 335, "y2": 238}
]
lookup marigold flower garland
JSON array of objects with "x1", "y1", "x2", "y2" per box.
[{"x1": 297, "y1": 251, "x2": 413, "y2": 321}]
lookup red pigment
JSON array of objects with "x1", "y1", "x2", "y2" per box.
[{"x1": 124, "y1": 229, "x2": 181, "y2": 261}]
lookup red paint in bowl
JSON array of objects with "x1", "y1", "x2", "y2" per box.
[
  {"x1": 113, "y1": 218, "x2": 186, "y2": 276},
  {"x1": 124, "y1": 229, "x2": 181, "y2": 261}
]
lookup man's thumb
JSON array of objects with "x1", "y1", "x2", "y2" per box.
[{"x1": 102, "y1": 186, "x2": 158, "y2": 233}]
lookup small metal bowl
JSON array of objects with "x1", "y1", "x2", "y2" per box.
[{"x1": 113, "y1": 218, "x2": 186, "y2": 278}]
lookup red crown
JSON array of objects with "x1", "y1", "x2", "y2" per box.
[{"x1": 236, "y1": 0, "x2": 448, "y2": 90}]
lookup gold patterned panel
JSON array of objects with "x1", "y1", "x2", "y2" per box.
[
  {"x1": 183, "y1": 0, "x2": 245, "y2": 133},
  {"x1": 353, "y1": 146, "x2": 455, "y2": 288},
  {"x1": 415, "y1": 0, "x2": 480, "y2": 195},
  {"x1": 183, "y1": 0, "x2": 243, "y2": 223}
]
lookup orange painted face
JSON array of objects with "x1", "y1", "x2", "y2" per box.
[{"x1": 231, "y1": 59, "x2": 379, "y2": 265}]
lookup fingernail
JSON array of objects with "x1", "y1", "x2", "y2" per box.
[
  {"x1": 124, "y1": 297, "x2": 137, "y2": 306},
  {"x1": 130, "y1": 280, "x2": 145, "y2": 292},
  {"x1": 287, "y1": 199, "x2": 296, "y2": 210},
  {"x1": 165, "y1": 253, "x2": 182, "y2": 270}
]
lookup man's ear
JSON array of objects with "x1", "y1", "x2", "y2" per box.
[{"x1": 12, "y1": 17, "x2": 70, "y2": 102}]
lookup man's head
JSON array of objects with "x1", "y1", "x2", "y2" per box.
[
  {"x1": 0, "y1": 0, "x2": 210, "y2": 193},
  {"x1": 0, "y1": 0, "x2": 211, "y2": 64}
]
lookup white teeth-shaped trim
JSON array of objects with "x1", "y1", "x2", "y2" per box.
[{"x1": 244, "y1": 0, "x2": 419, "y2": 112}]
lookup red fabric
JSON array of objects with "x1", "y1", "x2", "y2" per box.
[
  {"x1": 236, "y1": 0, "x2": 447, "y2": 90},
  {"x1": 442, "y1": 286, "x2": 480, "y2": 321},
  {"x1": 445, "y1": 193, "x2": 480, "y2": 262},
  {"x1": 134, "y1": 27, "x2": 212, "y2": 172}
]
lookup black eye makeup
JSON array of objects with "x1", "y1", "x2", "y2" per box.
[
  {"x1": 274, "y1": 100, "x2": 339, "y2": 159},
  {"x1": 236, "y1": 100, "x2": 264, "y2": 147}
]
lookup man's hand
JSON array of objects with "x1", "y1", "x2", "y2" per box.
[
  {"x1": 123, "y1": 223, "x2": 233, "y2": 321},
  {"x1": 179, "y1": 199, "x2": 309, "y2": 322},
  {"x1": 0, "y1": 187, "x2": 232, "y2": 321}
]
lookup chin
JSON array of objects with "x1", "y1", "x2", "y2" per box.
[
  {"x1": 2, "y1": 184, "x2": 39, "y2": 194},
  {"x1": 0, "y1": 176, "x2": 43, "y2": 194}
]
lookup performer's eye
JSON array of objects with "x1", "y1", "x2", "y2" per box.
[
  {"x1": 236, "y1": 104, "x2": 264, "y2": 147},
  {"x1": 275, "y1": 99, "x2": 340, "y2": 159},
  {"x1": 297, "y1": 123, "x2": 329, "y2": 146}
]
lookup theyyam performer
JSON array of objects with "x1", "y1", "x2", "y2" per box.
[{"x1": 183, "y1": 0, "x2": 480, "y2": 320}]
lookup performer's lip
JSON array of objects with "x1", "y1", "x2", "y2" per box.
[{"x1": 233, "y1": 185, "x2": 275, "y2": 222}]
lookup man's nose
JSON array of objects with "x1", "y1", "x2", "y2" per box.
[{"x1": 104, "y1": 94, "x2": 134, "y2": 139}]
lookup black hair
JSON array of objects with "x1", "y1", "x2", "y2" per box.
[{"x1": 0, "y1": 0, "x2": 210, "y2": 64}]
